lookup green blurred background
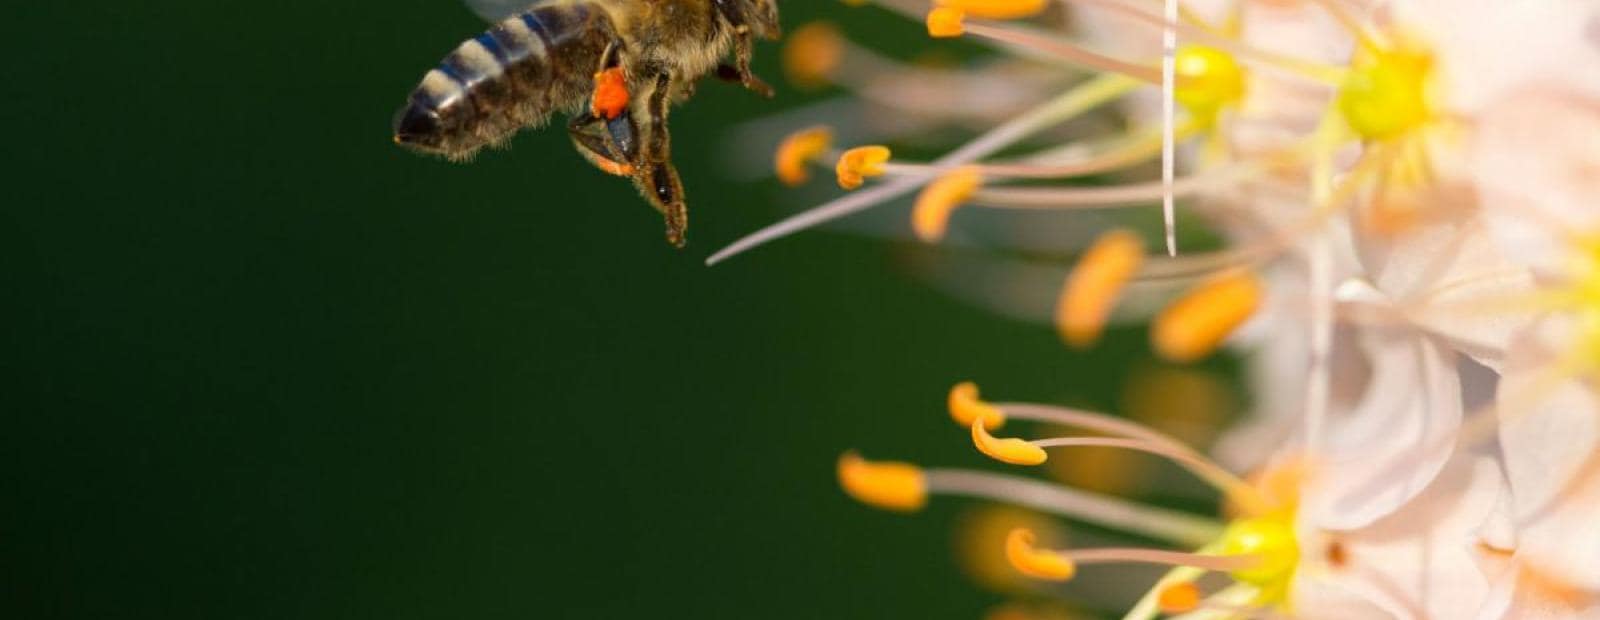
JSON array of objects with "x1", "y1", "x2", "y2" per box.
[{"x1": 7, "y1": 1, "x2": 1222, "y2": 617}]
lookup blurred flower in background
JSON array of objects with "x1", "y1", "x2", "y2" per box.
[{"x1": 719, "y1": 0, "x2": 1600, "y2": 617}]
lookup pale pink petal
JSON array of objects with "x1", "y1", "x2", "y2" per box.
[
  {"x1": 1354, "y1": 209, "x2": 1535, "y2": 371},
  {"x1": 1472, "y1": 92, "x2": 1600, "y2": 278},
  {"x1": 1497, "y1": 318, "x2": 1600, "y2": 520},
  {"x1": 1298, "y1": 456, "x2": 1501, "y2": 619},
  {"x1": 1304, "y1": 281, "x2": 1462, "y2": 530}
]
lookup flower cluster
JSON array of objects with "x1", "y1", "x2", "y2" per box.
[{"x1": 723, "y1": 0, "x2": 1600, "y2": 617}]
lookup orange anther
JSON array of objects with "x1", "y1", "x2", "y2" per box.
[
  {"x1": 837, "y1": 451, "x2": 928, "y2": 512},
  {"x1": 1056, "y1": 229, "x2": 1145, "y2": 349},
  {"x1": 1005, "y1": 528, "x2": 1076, "y2": 581},
  {"x1": 938, "y1": 0, "x2": 1049, "y2": 19},
  {"x1": 949, "y1": 381, "x2": 1005, "y2": 430},
  {"x1": 1158, "y1": 582, "x2": 1202, "y2": 614},
  {"x1": 912, "y1": 167, "x2": 983, "y2": 242},
  {"x1": 1151, "y1": 271, "x2": 1263, "y2": 362},
  {"x1": 775, "y1": 126, "x2": 834, "y2": 186},
  {"x1": 783, "y1": 22, "x2": 845, "y2": 89},
  {"x1": 836, "y1": 145, "x2": 892, "y2": 190},
  {"x1": 926, "y1": 7, "x2": 967, "y2": 38}
]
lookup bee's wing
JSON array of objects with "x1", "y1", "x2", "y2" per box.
[{"x1": 462, "y1": 0, "x2": 537, "y2": 21}]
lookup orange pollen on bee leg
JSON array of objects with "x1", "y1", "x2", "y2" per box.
[
  {"x1": 912, "y1": 167, "x2": 984, "y2": 242},
  {"x1": 774, "y1": 126, "x2": 834, "y2": 186},
  {"x1": 1056, "y1": 229, "x2": 1145, "y2": 349},
  {"x1": 591, "y1": 67, "x2": 630, "y2": 120},
  {"x1": 1151, "y1": 271, "x2": 1263, "y2": 363},
  {"x1": 926, "y1": 8, "x2": 967, "y2": 38},
  {"x1": 835, "y1": 145, "x2": 892, "y2": 190}
]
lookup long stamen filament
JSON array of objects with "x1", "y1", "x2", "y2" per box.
[
  {"x1": 925, "y1": 469, "x2": 1223, "y2": 546},
  {"x1": 995, "y1": 402, "x2": 1192, "y2": 450},
  {"x1": 970, "y1": 165, "x2": 1256, "y2": 209},
  {"x1": 862, "y1": 123, "x2": 1187, "y2": 181},
  {"x1": 1065, "y1": 547, "x2": 1263, "y2": 572},
  {"x1": 1028, "y1": 436, "x2": 1273, "y2": 516},
  {"x1": 708, "y1": 73, "x2": 1140, "y2": 265},
  {"x1": 962, "y1": 21, "x2": 1164, "y2": 83}
]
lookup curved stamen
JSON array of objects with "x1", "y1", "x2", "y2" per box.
[
  {"x1": 925, "y1": 468, "x2": 1223, "y2": 546},
  {"x1": 994, "y1": 401, "x2": 1192, "y2": 450},
  {"x1": 1028, "y1": 436, "x2": 1272, "y2": 516}
]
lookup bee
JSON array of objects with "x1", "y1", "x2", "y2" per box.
[{"x1": 392, "y1": 0, "x2": 782, "y2": 247}]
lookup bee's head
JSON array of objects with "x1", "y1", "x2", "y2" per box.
[{"x1": 744, "y1": 0, "x2": 781, "y2": 40}]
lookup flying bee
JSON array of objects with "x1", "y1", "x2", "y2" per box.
[{"x1": 392, "y1": 0, "x2": 781, "y2": 247}]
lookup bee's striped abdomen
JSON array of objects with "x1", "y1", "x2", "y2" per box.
[{"x1": 393, "y1": 2, "x2": 618, "y2": 159}]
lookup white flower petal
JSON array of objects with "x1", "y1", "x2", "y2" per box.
[
  {"x1": 1472, "y1": 92, "x2": 1600, "y2": 278},
  {"x1": 1354, "y1": 210, "x2": 1534, "y2": 371},
  {"x1": 1305, "y1": 282, "x2": 1462, "y2": 529},
  {"x1": 1298, "y1": 456, "x2": 1501, "y2": 619},
  {"x1": 1497, "y1": 318, "x2": 1600, "y2": 519}
]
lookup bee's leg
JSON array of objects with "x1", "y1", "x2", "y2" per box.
[
  {"x1": 712, "y1": 0, "x2": 775, "y2": 98},
  {"x1": 566, "y1": 110, "x2": 640, "y2": 177},
  {"x1": 631, "y1": 72, "x2": 688, "y2": 247}
]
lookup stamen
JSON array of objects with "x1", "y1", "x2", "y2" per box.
[
  {"x1": 1150, "y1": 270, "x2": 1262, "y2": 362},
  {"x1": 774, "y1": 126, "x2": 834, "y2": 186},
  {"x1": 836, "y1": 145, "x2": 892, "y2": 190},
  {"x1": 1026, "y1": 436, "x2": 1271, "y2": 516},
  {"x1": 1007, "y1": 528, "x2": 1262, "y2": 578},
  {"x1": 992, "y1": 401, "x2": 1191, "y2": 451},
  {"x1": 1005, "y1": 528, "x2": 1077, "y2": 581},
  {"x1": 837, "y1": 451, "x2": 928, "y2": 512},
  {"x1": 926, "y1": 469, "x2": 1223, "y2": 546},
  {"x1": 1067, "y1": 547, "x2": 1262, "y2": 572},
  {"x1": 707, "y1": 74, "x2": 1139, "y2": 265},
  {"x1": 912, "y1": 167, "x2": 983, "y2": 241},
  {"x1": 972, "y1": 420, "x2": 1050, "y2": 465},
  {"x1": 1056, "y1": 229, "x2": 1145, "y2": 348},
  {"x1": 949, "y1": 381, "x2": 1006, "y2": 430},
  {"x1": 845, "y1": 123, "x2": 1186, "y2": 181},
  {"x1": 981, "y1": 124, "x2": 1176, "y2": 178},
  {"x1": 969, "y1": 165, "x2": 1255, "y2": 209},
  {"x1": 960, "y1": 21, "x2": 1164, "y2": 83}
]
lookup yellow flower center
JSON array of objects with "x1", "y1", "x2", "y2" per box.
[
  {"x1": 1337, "y1": 49, "x2": 1434, "y2": 141},
  {"x1": 1217, "y1": 514, "x2": 1298, "y2": 600}
]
